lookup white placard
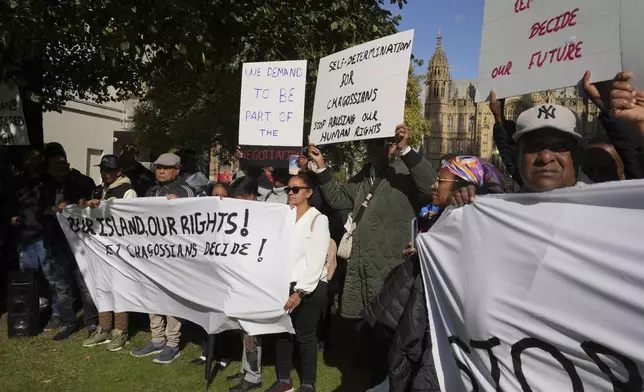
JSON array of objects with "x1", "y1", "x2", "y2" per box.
[
  {"x1": 58, "y1": 197, "x2": 296, "y2": 335},
  {"x1": 309, "y1": 30, "x2": 414, "y2": 145},
  {"x1": 238, "y1": 60, "x2": 307, "y2": 147},
  {"x1": 620, "y1": 0, "x2": 644, "y2": 90},
  {"x1": 0, "y1": 83, "x2": 29, "y2": 146},
  {"x1": 475, "y1": 1, "x2": 622, "y2": 102},
  {"x1": 418, "y1": 180, "x2": 644, "y2": 391}
]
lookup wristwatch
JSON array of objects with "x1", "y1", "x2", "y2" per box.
[{"x1": 296, "y1": 290, "x2": 307, "y2": 299}]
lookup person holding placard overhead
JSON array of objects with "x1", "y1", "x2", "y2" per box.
[
  {"x1": 308, "y1": 124, "x2": 434, "y2": 387},
  {"x1": 265, "y1": 172, "x2": 331, "y2": 392}
]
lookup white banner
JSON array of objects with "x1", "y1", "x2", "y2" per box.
[
  {"x1": 475, "y1": 0, "x2": 622, "y2": 102},
  {"x1": 418, "y1": 180, "x2": 644, "y2": 391},
  {"x1": 238, "y1": 60, "x2": 307, "y2": 147},
  {"x1": 58, "y1": 197, "x2": 296, "y2": 335},
  {"x1": 0, "y1": 83, "x2": 29, "y2": 146},
  {"x1": 309, "y1": 30, "x2": 414, "y2": 145}
]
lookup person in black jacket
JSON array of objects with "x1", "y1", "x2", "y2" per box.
[
  {"x1": 582, "y1": 70, "x2": 644, "y2": 179},
  {"x1": 144, "y1": 153, "x2": 195, "y2": 199},
  {"x1": 489, "y1": 90, "x2": 522, "y2": 190},
  {"x1": 363, "y1": 256, "x2": 440, "y2": 392},
  {"x1": 7, "y1": 148, "x2": 59, "y2": 327},
  {"x1": 42, "y1": 145, "x2": 97, "y2": 341},
  {"x1": 119, "y1": 144, "x2": 156, "y2": 197}
]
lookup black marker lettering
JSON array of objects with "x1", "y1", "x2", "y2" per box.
[
  {"x1": 226, "y1": 212, "x2": 238, "y2": 234},
  {"x1": 512, "y1": 338, "x2": 583, "y2": 392}
]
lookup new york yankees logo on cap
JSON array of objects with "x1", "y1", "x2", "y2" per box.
[
  {"x1": 513, "y1": 104, "x2": 582, "y2": 143},
  {"x1": 537, "y1": 105, "x2": 556, "y2": 120}
]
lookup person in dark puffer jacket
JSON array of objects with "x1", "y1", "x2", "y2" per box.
[{"x1": 363, "y1": 256, "x2": 440, "y2": 392}]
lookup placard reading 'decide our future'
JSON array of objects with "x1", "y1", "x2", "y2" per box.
[
  {"x1": 475, "y1": 0, "x2": 622, "y2": 102},
  {"x1": 238, "y1": 60, "x2": 307, "y2": 147},
  {"x1": 0, "y1": 83, "x2": 30, "y2": 146},
  {"x1": 309, "y1": 30, "x2": 414, "y2": 145}
]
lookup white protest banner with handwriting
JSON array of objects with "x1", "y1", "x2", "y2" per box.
[
  {"x1": 58, "y1": 197, "x2": 295, "y2": 335},
  {"x1": 418, "y1": 180, "x2": 644, "y2": 391},
  {"x1": 0, "y1": 83, "x2": 29, "y2": 146},
  {"x1": 475, "y1": 1, "x2": 621, "y2": 102},
  {"x1": 239, "y1": 60, "x2": 307, "y2": 147},
  {"x1": 309, "y1": 30, "x2": 413, "y2": 145}
]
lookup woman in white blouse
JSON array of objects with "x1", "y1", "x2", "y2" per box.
[{"x1": 267, "y1": 173, "x2": 331, "y2": 392}]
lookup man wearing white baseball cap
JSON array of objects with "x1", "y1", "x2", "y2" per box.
[
  {"x1": 512, "y1": 103, "x2": 589, "y2": 192},
  {"x1": 450, "y1": 103, "x2": 592, "y2": 206}
]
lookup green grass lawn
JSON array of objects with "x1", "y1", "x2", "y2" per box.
[{"x1": 0, "y1": 313, "x2": 367, "y2": 392}]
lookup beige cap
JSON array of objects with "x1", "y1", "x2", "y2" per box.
[{"x1": 154, "y1": 153, "x2": 181, "y2": 167}]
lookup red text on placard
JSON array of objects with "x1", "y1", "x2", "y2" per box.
[
  {"x1": 514, "y1": 0, "x2": 533, "y2": 13},
  {"x1": 491, "y1": 61, "x2": 513, "y2": 79},
  {"x1": 528, "y1": 41, "x2": 583, "y2": 70},
  {"x1": 529, "y1": 8, "x2": 579, "y2": 39}
]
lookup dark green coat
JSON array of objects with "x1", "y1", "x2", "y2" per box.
[{"x1": 318, "y1": 150, "x2": 435, "y2": 319}]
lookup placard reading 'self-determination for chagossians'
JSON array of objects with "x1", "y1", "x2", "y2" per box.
[
  {"x1": 309, "y1": 30, "x2": 414, "y2": 145},
  {"x1": 238, "y1": 60, "x2": 307, "y2": 148}
]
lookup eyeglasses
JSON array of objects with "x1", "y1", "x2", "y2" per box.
[
  {"x1": 434, "y1": 177, "x2": 458, "y2": 185},
  {"x1": 286, "y1": 186, "x2": 310, "y2": 194}
]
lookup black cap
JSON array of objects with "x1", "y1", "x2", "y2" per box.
[
  {"x1": 44, "y1": 142, "x2": 67, "y2": 160},
  {"x1": 96, "y1": 155, "x2": 120, "y2": 170}
]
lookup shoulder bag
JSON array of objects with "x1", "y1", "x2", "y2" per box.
[
  {"x1": 310, "y1": 214, "x2": 338, "y2": 281},
  {"x1": 336, "y1": 177, "x2": 383, "y2": 260}
]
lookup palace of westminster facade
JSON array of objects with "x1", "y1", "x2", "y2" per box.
[{"x1": 422, "y1": 34, "x2": 604, "y2": 169}]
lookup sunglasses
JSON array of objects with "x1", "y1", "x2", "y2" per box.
[{"x1": 286, "y1": 186, "x2": 310, "y2": 194}]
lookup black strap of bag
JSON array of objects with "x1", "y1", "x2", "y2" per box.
[{"x1": 353, "y1": 177, "x2": 383, "y2": 226}]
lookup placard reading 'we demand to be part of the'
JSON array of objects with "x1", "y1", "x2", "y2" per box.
[
  {"x1": 309, "y1": 30, "x2": 414, "y2": 145},
  {"x1": 238, "y1": 60, "x2": 307, "y2": 148},
  {"x1": 475, "y1": 0, "x2": 622, "y2": 102}
]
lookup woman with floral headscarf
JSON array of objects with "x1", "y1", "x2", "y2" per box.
[{"x1": 417, "y1": 155, "x2": 504, "y2": 233}]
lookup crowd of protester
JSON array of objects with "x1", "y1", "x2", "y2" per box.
[{"x1": 0, "y1": 70, "x2": 642, "y2": 392}]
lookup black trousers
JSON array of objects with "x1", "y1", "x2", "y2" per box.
[
  {"x1": 275, "y1": 281, "x2": 327, "y2": 386},
  {"x1": 364, "y1": 321, "x2": 393, "y2": 388}
]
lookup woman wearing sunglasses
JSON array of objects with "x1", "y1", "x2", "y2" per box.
[{"x1": 266, "y1": 173, "x2": 331, "y2": 392}]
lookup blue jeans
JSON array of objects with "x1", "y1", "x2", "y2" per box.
[
  {"x1": 18, "y1": 241, "x2": 59, "y2": 317},
  {"x1": 43, "y1": 240, "x2": 98, "y2": 327}
]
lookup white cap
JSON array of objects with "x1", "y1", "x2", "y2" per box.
[{"x1": 513, "y1": 104, "x2": 582, "y2": 142}]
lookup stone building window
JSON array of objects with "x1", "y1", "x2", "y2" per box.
[
  {"x1": 448, "y1": 115, "x2": 454, "y2": 133},
  {"x1": 458, "y1": 114, "x2": 465, "y2": 133}
]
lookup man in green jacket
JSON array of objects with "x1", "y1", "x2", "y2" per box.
[{"x1": 309, "y1": 125, "x2": 435, "y2": 386}]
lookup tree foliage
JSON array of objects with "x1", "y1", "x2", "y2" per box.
[
  {"x1": 405, "y1": 58, "x2": 432, "y2": 147},
  {"x1": 1, "y1": 0, "x2": 411, "y2": 166},
  {"x1": 131, "y1": 0, "x2": 407, "y2": 164}
]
